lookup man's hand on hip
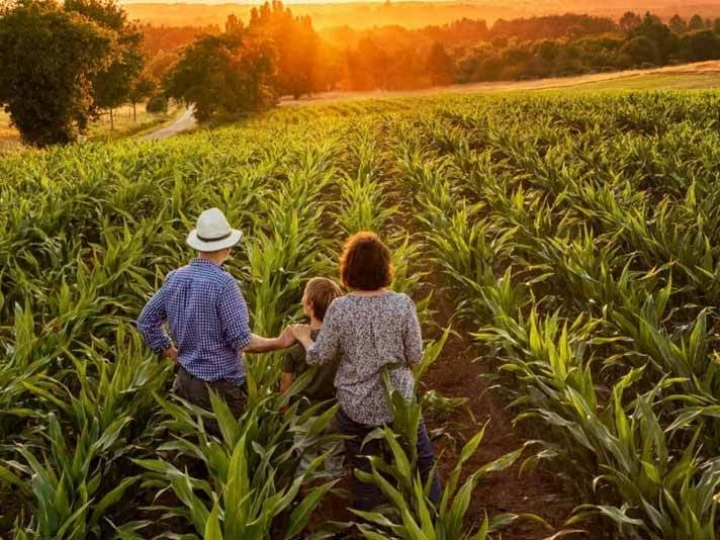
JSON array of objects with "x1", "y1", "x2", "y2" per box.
[{"x1": 163, "y1": 345, "x2": 179, "y2": 362}]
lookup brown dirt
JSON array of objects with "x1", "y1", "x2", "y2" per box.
[{"x1": 417, "y1": 281, "x2": 581, "y2": 540}]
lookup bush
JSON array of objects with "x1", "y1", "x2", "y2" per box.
[{"x1": 146, "y1": 95, "x2": 168, "y2": 114}]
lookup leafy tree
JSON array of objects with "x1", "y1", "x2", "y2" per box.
[
  {"x1": 669, "y1": 15, "x2": 687, "y2": 35},
  {"x1": 225, "y1": 14, "x2": 243, "y2": 34},
  {"x1": 357, "y1": 37, "x2": 391, "y2": 89},
  {"x1": 146, "y1": 50, "x2": 179, "y2": 81},
  {"x1": 688, "y1": 14, "x2": 706, "y2": 32},
  {"x1": 248, "y1": 1, "x2": 322, "y2": 99},
  {"x1": 621, "y1": 35, "x2": 661, "y2": 66},
  {"x1": 65, "y1": 0, "x2": 144, "y2": 130},
  {"x1": 628, "y1": 13, "x2": 677, "y2": 65},
  {"x1": 0, "y1": 0, "x2": 114, "y2": 146},
  {"x1": 128, "y1": 73, "x2": 157, "y2": 121},
  {"x1": 165, "y1": 31, "x2": 277, "y2": 122},
  {"x1": 619, "y1": 12, "x2": 642, "y2": 34},
  {"x1": 679, "y1": 30, "x2": 720, "y2": 62},
  {"x1": 426, "y1": 42, "x2": 454, "y2": 86},
  {"x1": 146, "y1": 95, "x2": 168, "y2": 114}
]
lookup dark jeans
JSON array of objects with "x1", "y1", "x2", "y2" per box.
[
  {"x1": 336, "y1": 407, "x2": 442, "y2": 511},
  {"x1": 172, "y1": 367, "x2": 247, "y2": 437}
]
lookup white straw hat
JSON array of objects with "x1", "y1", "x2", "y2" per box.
[{"x1": 186, "y1": 208, "x2": 243, "y2": 251}]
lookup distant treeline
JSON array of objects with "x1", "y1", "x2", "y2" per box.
[
  {"x1": 143, "y1": 10, "x2": 720, "y2": 98},
  {"x1": 5, "y1": 0, "x2": 720, "y2": 147}
]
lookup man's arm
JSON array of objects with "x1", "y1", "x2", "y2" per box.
[
  {"x1": 218, "y1": 281, "x2": 253, "y2": 352},
  {"x1": 243, "y1": 329, "x2": 296, "y2": 353},
  {"x1": 218, "y1": 281, "x2": 296, "y2": 354},
  {"x1": 137, "y1": 280, "x2": 175, "y2": 359}
]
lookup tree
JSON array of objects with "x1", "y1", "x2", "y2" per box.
[
  {"x1": 225, "y1": 14, "x2": 243, "y2": 34},
  {"x1": 669, "y1": 15, "x2": 687, "y2": 35},
  {"x1": 628, "y1": 13, "x2": 677, "y2": 65},
  {"x1": 621, "y1": 35, "x2": 661, "y2": 66},
  {"x1": 65, "y1": 0, "x2": 144, "y2": 130},
  {"x1": 679, "y1": 30, "x2": 720, "y2": 62},
  {"x1": 0, "y1": 0, "x2": 114, "y2": 146},
  {"x1": 248, "y1": 2, "x2": 322, "y2": 99},
  {"x1": 128, "y1": 73, "x2": 157, "y2": 121},
  {"x1": 619, "y1": 12, "x2": 642, "y2": 34},
  {"x1": 426, "y1": 42, "x2": 454, "y2": 86},
  {"x1": 146, "y1": 95, "x2": 168, "y2": 114},
  {"x1": 165, "y1": 31, "x2": 277, "y2": 122},
  {"x1": 688, "y1": 14, "x2": 705, "y2": 32}
]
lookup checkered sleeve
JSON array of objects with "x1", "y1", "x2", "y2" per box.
[
  {"x1": 137, "y1": 275, "x2": 173, "y2": 354},
  {"x1": 219, "y1": 279, "x2": 252, "y2": 352}
]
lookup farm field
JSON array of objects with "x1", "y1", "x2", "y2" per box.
[{"x1": 1, "y1": 91, "x2": 720, "y2": 539}]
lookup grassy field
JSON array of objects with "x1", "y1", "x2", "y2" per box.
[
  {"x1": 0, "y1": 104, "x2": 177, "y2": 154},
  {"x1": 561, "y1": 72, "x2": 720, "y2": 91},
  {"x1": 2, "y1": 90, "x2": 720, "y2": 539}
]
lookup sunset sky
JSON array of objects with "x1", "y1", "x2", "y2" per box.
[{"x1": 121, "y1": 0, "x2": 720, "y2": 31}]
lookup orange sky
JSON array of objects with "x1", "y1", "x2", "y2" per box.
[{"x1": 122, "y1": 1, "x2": 720, "y2": 30}]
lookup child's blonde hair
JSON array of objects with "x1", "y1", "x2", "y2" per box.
[{"x1": 305, "y1": 277, "x2": 342, "y2": 321}]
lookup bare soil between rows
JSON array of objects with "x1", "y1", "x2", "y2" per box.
[{"x1": 418, "y1": 284, "x2": 581, "y2": 540}]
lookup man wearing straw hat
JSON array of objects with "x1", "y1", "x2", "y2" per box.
[{"x1": 137, "y1": 208, "x2": 294, "y2": 427}]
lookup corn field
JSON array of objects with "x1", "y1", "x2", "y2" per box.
[{"x1": 1, "y1": 91, "x2": 720, "y2": 539}]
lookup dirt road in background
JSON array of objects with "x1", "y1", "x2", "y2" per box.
[{"x1": 143, "y1": 106, "x2": 197, "y2": 140}]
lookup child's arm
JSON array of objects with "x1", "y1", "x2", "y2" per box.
[{"x1": 280, "y1": 372, "x2": 295, "y2": 394}]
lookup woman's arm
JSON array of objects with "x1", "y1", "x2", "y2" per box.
[
  {"x1": 403, "y1": 297, "x2": 423, "y2": 365},
  {"x1": 292, "y1": 302, "x2": 341, "y2": 365}
]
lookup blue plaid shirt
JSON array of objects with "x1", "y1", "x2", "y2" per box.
[{"x1": 137, "y1": 258, "x2": 252, "y2": 385}]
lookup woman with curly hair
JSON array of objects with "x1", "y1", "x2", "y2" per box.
[{"x1": 290, "y1": 231, "x2": 442, "y2": 511}]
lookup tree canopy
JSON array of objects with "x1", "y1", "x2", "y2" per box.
[
  {"x1": 0, "y1": 0, "x2": 144, "y2": 146},
  {"x1": 165, "y1": 31, "x2": 277, "y2": 122},
  {"x1": 0, "y1": 0, "x2": 115, "y2": 146}
]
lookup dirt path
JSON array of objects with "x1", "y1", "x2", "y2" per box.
[
  {"x1": 418, "y1": 281, "x2": 579, "y2": 539},
  {"x1": 143, "y1": 105, "x2": 197, "y2": 140}
]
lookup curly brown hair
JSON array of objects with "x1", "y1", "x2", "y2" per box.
[{"x1": 339, "y1": 232, "x2": 393, "y2": 291}]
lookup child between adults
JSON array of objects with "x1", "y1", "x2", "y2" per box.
[{"x1": 281, "y1": 277, "x2": 344, "y2": 476}]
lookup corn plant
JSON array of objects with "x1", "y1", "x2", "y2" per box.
[
  {"x1": 134, "y1": 388, "x2": 341, "y2": 539},
  {"x1": 352, "y1": 375, "x2": 535, "y2": 540}
]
